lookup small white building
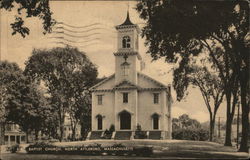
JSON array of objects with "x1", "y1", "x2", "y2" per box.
[
  {"x1": 90, "y1": 12, "x2": 172, "y2": 140},
  {"x1": 4, "y1": 123, "x2": 26, "y2": 145}
]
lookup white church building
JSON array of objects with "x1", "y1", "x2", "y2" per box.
[{"x1": 89, "y1": 12, "x2": 172, "y2": 140}]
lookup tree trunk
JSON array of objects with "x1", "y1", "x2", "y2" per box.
[
  {"x1": 58, "y1": 106, "x2": 64, "y2": 142},
  {"x1": 209, "y1": 114, "x2": 216, "y2": 142},
  {"x1": 35, "y1": 130, "x2": 39, "y2": 141},
  {"x1": 0, "y1": 122, "x2": 5, "y2": 145},
  {"x1": 80, "y1": 117, "x2": 91, "y2": 140},
  {"x1": 72, "y1": 126, "x2": 76, "y2": 141},
  {"x1": 59, "y1": 121, "x2": 64, "y2": 142},
  {"x1": 26, "y1": 132, "x2": 29, "y2": 143},
  {"x1": 238, "y1": 68, "x2": 249, "y2": 152},
  {"x1": 225, "y1": 92, "x2": 233, "y2": 146}
]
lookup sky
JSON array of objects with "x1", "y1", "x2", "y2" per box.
[{"x1": 0, "y1": 0, "x2": 228, "y2": 123}]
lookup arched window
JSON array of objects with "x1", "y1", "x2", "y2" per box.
[
  {"x1": 122, "y1": 36, "x2": 131, "y2": 48},
  {"x1": 152, "y1": 114, "x2": 159, "y2": 130},
  {"x1": 96, "y1": 115, "x2": 103, "y2": 130}
]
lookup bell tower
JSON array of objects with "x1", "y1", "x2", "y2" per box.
[{"x1": 114, "y1": 11, "x2": 141, "y2": 85}]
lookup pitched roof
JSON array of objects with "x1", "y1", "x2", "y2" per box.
[
  {"x1": 89, "y1": 74, "x2": 115, "y2": 90},
  {"x1": 137, "y1": 72, "x2": 168, "y2": 88},
  {"x1": 118, "y1": 11, "x2": 134, "y2": 26}
]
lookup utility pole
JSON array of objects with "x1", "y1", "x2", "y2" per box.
[
  {"x1": 217, "y1": 116, "x2": 224, "y2": 138},
  {"x1": 236, "y1": 102, "x2": 240, "y2": 149}
]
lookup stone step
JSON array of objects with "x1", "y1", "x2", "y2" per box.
[
  {"x1": 89, "y1": 131, "x2": 103, "y2": 140},
  {"x1": 114, "y1": 131, "x2": 132, "y2": 140},
  {"x1": 148, "y1": 131, "x2": 161, "y2": 140}
]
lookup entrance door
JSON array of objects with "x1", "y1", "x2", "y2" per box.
[{"x1": 120, "y1": 111, "x2": 131, "y2": 130}]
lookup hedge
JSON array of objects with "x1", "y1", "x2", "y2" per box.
[{"x1": 172, "y1": 128, "x2": 209, "y2": 141}]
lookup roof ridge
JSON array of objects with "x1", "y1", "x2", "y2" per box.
[
  {"x1": 90, "y1": 74, "x2": 115, "y2": 90},
  {"x1": 137, "y1": 72, "x2": 168, "y2": 88}
]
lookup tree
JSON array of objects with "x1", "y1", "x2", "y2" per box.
[
  {"x1": 0, "y1": 86, "x2": 6, "y2": 145},
  {"x1": 179, "y1": 114, "x2": 201, "y2": 129},
  {"x1": 175, "y1": 65, "x2": 225, "y2": 141},
  {"x1": 0, "y1": 60, "x2": 50, "y2": 143},
  {"x1": 7, "y1": 82, "x2": 50, "y2": 142},
  {"x1": 41, "y1": 98, "x2": 59, "y2": 139},
  {"x1": 172, "y1": 118, "x2": 180, "y2": 131},
  {"x1": 136, "y1": 0, "x2": 249, "y2": 151},
  {"x1": 79, "y1": 91, "x2": 92, "y2": 139},
  {"x1": 24, "y1": 46, "x2": 98, "y2": 141},
  {"x1": 172, "y1": 114, "x2": 207, "y2": 141},
  {"x1": 0, "y1": 0, "x2": 55, "y2": 37},
  {"x1": 0, "y1": 61, "x2": 23, "y2": 144},
  {"x1": 173, "y1": 114, "x2": 201, "y2": 130}
]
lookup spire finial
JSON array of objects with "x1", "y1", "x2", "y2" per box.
[
  {"x1": 117, "y1": 3, "x2": 134, "y2": 26},
  {"x1": 127, "y1": 2, "x2": 130, "y2": 18},
  {"x1": 127, "y1": 2, "x2": 130, "y2": 12}
]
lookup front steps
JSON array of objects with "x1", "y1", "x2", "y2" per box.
[
  {"x1": 114, "y1": 131, "x2": 132, "y2": 140},
  {"x1": 87, "y1": 130, "x2": 165, "y2": 140},
  {"x1": 148, "y1": 131, "x2": 162, "y2": 140},
  {"x1": 89, "y1": 131, "x2": 103, "y2": 140}
]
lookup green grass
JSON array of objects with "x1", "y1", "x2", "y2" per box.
[
  {"x1": 2, "y1": 140, "x2": 249, "y2": 159},
  {"x1": 53, "y1": 139, "x2": 236, "y2": 152}
]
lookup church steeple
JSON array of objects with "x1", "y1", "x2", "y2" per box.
[
  {"x1": 114, "y1": 11, "x2": 141, "y2": 85},
  {"x1": 118, "y1": 11, "x2": 134, "y2": 26}
]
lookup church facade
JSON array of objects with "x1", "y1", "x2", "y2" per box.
[{"x1": 90, "y1": 12, "x2": 172, "y2": 139}]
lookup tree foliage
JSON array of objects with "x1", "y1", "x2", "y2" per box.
[
  {"x1": 0, "y1": 61, "x2": 21, "y2": 144},
  {"x1": 0, "y1": 0, "x2": 55, "y2": 37},
  {"x1": 175, "y1": 65, "x2": 224, "y2": 141},
  {"x1": 172, "y1": 114, "x2": 201, "y2": 130},
  {"x1": 136, "y1": 0, "x2": 249, "y2": 151},
  {"x1": 24, "y1": 46, "x2": 98, "y2": 141},
  {"x1": 172, "y1": 114, "x2": 208, "y2": 141},
  {"x1": 0, "y1": 60, "x2": 52, "y2": 142}
]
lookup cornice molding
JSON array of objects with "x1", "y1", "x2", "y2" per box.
[
  {"x1": 92, "y1": 87, "x2": 168, "y2": 92},
  {"x1": 91, "y1": 89, "x2": 113, "y2": 92},
  {"x1": 115, "y1": 25, "x2": 140, "y2": 33},
  {"x1": 114, "y1": 51, "x2": 142, "y2": 60}
]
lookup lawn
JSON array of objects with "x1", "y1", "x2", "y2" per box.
[{"x1": 1, "y1": 140, "x2": 249, "y2": 159}]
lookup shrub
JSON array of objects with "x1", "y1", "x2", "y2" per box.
[
  {"x1": 198, "y1": 129, "x2": 209, "y2": 141},
  {"x1": 134, "y1": 124, "x2": 147, "y2": 139},
  {"x1": 109, "y1": 124, "x2": 115, "y2": 132},
  {"x1": 102, "y1": 124, "x2": 115, "y2": 139},
  {"x1": 172, "y1": 128, "x2": 209, "y2": 141},
  {"x1": 7, "y1": 144, "x2": 20, "y2": 153}
]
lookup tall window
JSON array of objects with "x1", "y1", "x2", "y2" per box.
[
  {"x1": 152, "y1": 114, "x2": 159, "y2": 130},
  {"x1": 153, "y1": 93, "x2": 159, "y2": 104},
  {"x1": 97, "y1": 115, "x2": 103, "y2": 130},
  {"x1": 122, "y1": 36, "x2": 131, "y2": 48},
  {"x1": 97, "y1": 95, "x2": 103, "y2": 105},
  {"x1": 123, "y1": 92, "x2": 128, "y2": 103}
]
